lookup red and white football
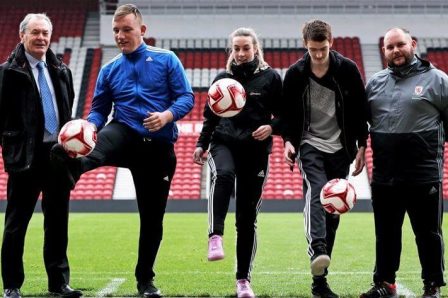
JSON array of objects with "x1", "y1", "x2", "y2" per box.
[
  {"x1": 58, "y1": 119, "x2": 97, "y2": 158},
  {"x1": 320, "y1": 178, "x2": 357, "y2": 214},
  {"x1": 207, "y1": 78, "x2": 246, "y2": 117}
]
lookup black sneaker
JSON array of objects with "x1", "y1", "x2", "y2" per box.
[
  {"x1": 312, "y1": 277, "x2": 339, "y2": 298},
  {"x1": 422, "y1": 283, "x2": 440, "y2": 298},
  {"x1": 3, "y1": 289, "x2": 21, "y2": 298},
  {"x1": 137, "y1": 281, "x2": 161, "y2": 298},
  {"x1": 360, "y1": 282, "x2": 397, "y2": 298},
  {"x1": 50, "y1": 144, "x2": 81, "y2": 189},
  {"x1": 311, "y1": 245, "x2": 330, "y2": 276}
]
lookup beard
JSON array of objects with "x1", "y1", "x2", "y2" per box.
[{"x1": 387, "y1": 50, "x2": 415, "y2": 67}]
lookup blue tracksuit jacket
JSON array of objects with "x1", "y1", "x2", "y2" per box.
[{"x1": 88, "y1": 42, "x2": 194, "y2": 143}]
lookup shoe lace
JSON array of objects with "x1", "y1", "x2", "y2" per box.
[
  {"x1": 210, "y1": 235, "x2": 221, "y2": 249},
  {"x1": 312, "y1": 244, "x2": 327, "y2": 255},
  {"x1": 5, "y1": 289, "x2": 19, "y2": 295},
  {"x1": 237, "y1": 279, "x2": 250, "y2": 291}
]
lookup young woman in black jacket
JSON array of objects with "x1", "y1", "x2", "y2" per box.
[{"x1": 193, "y1": 27, "x2": 282, "y2": 298}]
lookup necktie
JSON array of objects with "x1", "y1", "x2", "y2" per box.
[{"x1": 36, "y1": 61, "x2": 58, "y2": 134}]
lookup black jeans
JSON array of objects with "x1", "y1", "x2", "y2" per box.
[
  {"x1": 80, "y1": 121, "x2": 176, "y2": 283},
  {"x1": 207, "y1": 140, "x2": 269, "y2": 280},
  {"x1": 298, "y1": 143, "x2": 350, "y2": 264},
  {"x1": 2, "y1": 142, "x2": 72, "y2": 290},
  {"x1": 371, "y1": 182, "x2": 445, "y2": 286}
]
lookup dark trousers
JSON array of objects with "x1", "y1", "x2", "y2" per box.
[
  {"x1": 298, "y1": 143, "x2": 350, "y2": 264},
  {"x1": 371, "y1": 182, "x2": 445, "y2": 286},
  {"x1": 207, "y1": 141, "x2": 268, "y2": 280},
  {"x1": 1, "y1": 142, "x2": 71, "y2": 290},
  {"x1": 80, "y1": 122, "x2": 176, "y2": 283}
]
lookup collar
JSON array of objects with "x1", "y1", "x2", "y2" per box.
[
  {"x1": 24, "y1": 51, "x2": 46, "y2": 69},
  {"x1": 124, "y1": 42, "x2": 147, "y2": 58},
  {"x1": 230, "y1": 57, "x2": 260, "y2": 79},
  {"x1": 303, "y1": 51, "x2": 337, "y2": 77},
  {"x1": 388, "y1": 56, "x2": 418, "y2": 78}
]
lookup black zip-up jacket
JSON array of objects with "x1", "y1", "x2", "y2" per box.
[
  {"x1": 196, "y1": 60, "x2": 282, "y2": 152},
  {"x1": 282, "y1": 50, "x2": 368, "y2": 161},
  {"x1": 0, "y1": 43, "x2": 74, "y2": 172}
]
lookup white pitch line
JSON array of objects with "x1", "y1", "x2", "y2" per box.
[
  {"x1": 96, "y1": 278, "x2": 126, "y2": 297},
  {"x1": 396, "y1": 282, "x2": 416, "y2": 298}
]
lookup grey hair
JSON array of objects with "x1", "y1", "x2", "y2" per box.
[
  {"x1": 19, "y1": 13, "x2": 53, "y2": 33},
  {"x1": 226, "y1": 27, "x2": 268, "y2": 72}
]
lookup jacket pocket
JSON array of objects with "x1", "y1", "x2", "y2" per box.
[{"x1": 2, "y1": 130, "x2": 27, "y2": 171}]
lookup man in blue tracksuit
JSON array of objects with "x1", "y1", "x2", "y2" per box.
[{"x1": 52, "y1": 4, "x2": 193, "y2": 298}]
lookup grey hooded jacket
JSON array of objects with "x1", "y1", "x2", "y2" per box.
[{"x1": 367, "y1": 55, "x2": 448, "y2": 185}]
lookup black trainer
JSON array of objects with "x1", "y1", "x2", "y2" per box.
[
  {"x1": 312, "y1": 277, "x2": 339, "y2": 298},
  {"x1": 137, "y1": 280, "x2": 161, "y2": 298},
  {"x1": 3, "y1": 288, "x2": 21, "y2": 298},
  {"x1": 50, "y1": 144, "x2": 81, "y2": 189},
  {"x1": 360, "y1": 282, "x2": 397, "y2": 298},
  {"x1": 311, "y1": 245, "x2": 330, "y2": 276},
  {"x1": 422, "y1": 283, "x2": 441, "y2": 298}
]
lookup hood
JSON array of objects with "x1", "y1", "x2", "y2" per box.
[{"x1": 388, "y1": 55, "x2": 432, "y2": 79}]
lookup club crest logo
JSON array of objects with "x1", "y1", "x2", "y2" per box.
[{"x1": 414, "y1": 86, "x2": 423, "y2": 95}]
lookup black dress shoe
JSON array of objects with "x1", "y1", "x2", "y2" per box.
[
  {"x1": 49, "y1": 285, "x2": 82, "y2": 298},
  {"x1": 3, "y1": 288, "x2": 21, "y2": 298}
]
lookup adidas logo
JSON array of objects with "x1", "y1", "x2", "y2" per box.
[
  {"x1": 429, "y1": 186, "x2": 438, "y2": 195},
  {"x1": 163, "y1": 176, "x2": 169, "y2": 182},
  {"x1": 257, "y1": 170, "x2": 265, "y2": 178},
  {"x1": 146, "y1": 56, "x2": 153, "y2": 62}
]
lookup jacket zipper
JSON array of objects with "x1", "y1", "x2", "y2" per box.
[{"x1": 333, "y1": 77, "x2": 350, "y2": 158}]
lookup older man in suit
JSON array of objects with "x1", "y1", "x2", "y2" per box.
[{"x1": 0, "y1": 13, "x2": 82, "y2": 298}]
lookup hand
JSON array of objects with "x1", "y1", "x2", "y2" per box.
[
  {"x1": 86, "y1": 121, "x2": 98, "y2": 143},
  {"x1": 351, "y1": 146, "x2": 366, "y2": 176},
  {"x1": 284, "y1": 141, "x2": 296, "y2": 170},
  {"x1": 193, "y1": 147, "x2": 207, "y2": 165},
  {"x1": 143, "y1": 111, "x2": 174, "y2": 132},
  {"x1": 87, "y1": 121, "x2": 97, "y2": 132},
  {"x1": 252, "y1": 125, "x2": 273, "y2": 141}
]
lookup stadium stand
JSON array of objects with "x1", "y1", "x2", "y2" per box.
[
  {"x1": 263, "y1": 137, "x2": 303, "y2": 199},
  {"x1": 426, "y1": 47, "x2": 448, "y2": 73},
  {"x1": 115, "y1": 0, "x2": 448, "y2": 15},
  {"x1": 170, "y1": 135, "x2": 202, "y2": 199},
  {"x1": 0, "y1": 0, "x2": 448, "y2": 203}
]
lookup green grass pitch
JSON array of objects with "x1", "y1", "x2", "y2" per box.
[{"x1": 0, "y1": 212, "x2": 446, "y2": 297}]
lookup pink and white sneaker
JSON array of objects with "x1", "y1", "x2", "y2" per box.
[
  {"x1": 236, "y1": 279, "x2": 255, "y2": 298},
  {"x1": 207, "y1": 235, "x2": 224, "y2": 261}
]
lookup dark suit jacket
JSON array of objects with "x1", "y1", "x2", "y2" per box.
[{"x1": 0, "y1": 43, "x2": 74, "y2": 173}]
